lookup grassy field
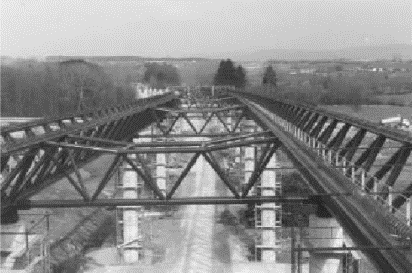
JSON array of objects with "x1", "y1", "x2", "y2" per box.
[
  {"x1": 321, "y1": 104, "x2": 412, "y2": 123},
  {"x1": 373, "y1": 93, "x2": 412, "y2": 106}
]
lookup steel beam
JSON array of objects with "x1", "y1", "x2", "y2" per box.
[
  {"x1": 354, "y1": 135, "x2": 386, "y2": 173},
  {"x1": 15, "y1": 196, "x2": 309, "y2": 208},
  {"x1": 295, "y1": 246, "x2": 410, "y2": 252},
  {"x1": 91, "y1": 155, "x2": 121, "y2": 200},
  {"x1": 44, "y1": 137, "x2": 276, "y2": 154},
  {"x1": 198, "y1": 113, "x2": 215, "y2": 134},
  {"x1": 166, "y1": 153, "x2": 201, "y2": 199},
  {"x1": 318, "y1": 119, "x2": 338, "y2": 144},
  {"x1": 366, "y1": 148, "x2": 404, "y2": 190},
  {"x1": 1, "y1": 148, "x2": 39, "y2": 192},
  {"x1": 180, "y1": 113, "x2": 198, "y2": 134},
  {"x1": 303, "y1": 113, "x2": 319, "y2": 133},
  {"x1": 156, "y1": 105, "x2": 245, "y2": 113},
  {"x1": 339, "y1": 129, "x2": 367, "y2": 162},
  {"x1": 123, "y1": 155, "x2": 165, "y2": 200},
  {"x1": 66, "y1": 135, "x2": 204, "y2": 147},
  {"x1": 8, "y1": 150, "x2": 49, "y2": 199},
  {"x1": 135, "y1": 133, "x2": 245, "y2": 138},
  {"x1": 327, "y1": 123, "x2": 351, "y2": 151},
  {"x1": 309, "y1": 116, "x2": 328, "y2": 138},
  {"x1": 231, "y1": 109, "x2": 245, "y2": 133},
  {"x1": 241, "y1": 141, "x2": 282, "y2": 197},
  {"x1": 202, "y1": 152, "x2": 240, "y2": 198}
]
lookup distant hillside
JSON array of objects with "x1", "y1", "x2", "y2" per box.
[
  {"x1": 232, "y1": 44, "x2": 412, "y2": 62},
  {"x1": 45, "y1": 56, "x2": 212, "y2": 63}
]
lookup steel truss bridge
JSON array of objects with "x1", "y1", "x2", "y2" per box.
[{"x1": 1, "y1": 86, "x2": 412, "y2": 272}]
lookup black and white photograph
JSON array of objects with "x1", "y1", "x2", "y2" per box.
[{"x1": 1, "y1": 0, "x2": 411, "y2": 272}]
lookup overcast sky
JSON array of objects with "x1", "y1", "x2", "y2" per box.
[{"x1": 1, "y1": 0, "x2": 411, "y2": 58}]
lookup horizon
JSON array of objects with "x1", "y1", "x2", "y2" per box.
[
  {"x1": 1, "y1": 0, "x2": 411, "y2": 59},
  {"x1": 2, "y1": 43, "x2": 412, "y2": 62}
]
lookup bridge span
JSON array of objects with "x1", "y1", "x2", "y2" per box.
[{"x1": 1, "y1": 86, "x2": 412, "y2": 272}]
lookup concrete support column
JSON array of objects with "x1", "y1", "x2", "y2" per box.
[
  {"x1": 244, "y1": 120, "x2": 255, "y2": 190},
  {"x1": 328, "y1": 150, "x2": 332, "y2": 164},
  {"x1": 373, "y1": 177, "x2": 378, "y2": 200},
  {"x1": 156, "y1": 146, "x2": 167, "y2": 197},
  {"x1": 388, "y1": 186, "x2": 393, "y2": 207},
  {"x1": 307, "y1": 215, "x2": 361, "y2": 273},
  {"x1": 227, "y1": 113, "x2": 232, "y2": 133},
  {"x1": 308, "y1": 216, "x2": 342, "y2": 273},
  {"x1": 361, "y1": 169, "x2": 366, "y2": 190},
  {"x1": 342, "y1": 157, "x2": 347, "y2": 174},
  {"x1": 122, "y1": 151, "x2": 141, "y2": 263},
  {"x1": 235, "y1": 125, "x2": 242, "y2": 164},
  {"x1": 351, "y1": 166, "x2": 355, "y2": 183},
  {"x1": 259, "y1": 153, "x2": 280, "y2": 262}
]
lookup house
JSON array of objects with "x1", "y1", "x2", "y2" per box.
[{"x1": 300, "y1": 68, "x2": 316, "y2": 74}]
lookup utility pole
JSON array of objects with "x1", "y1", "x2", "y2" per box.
[
  {"x1": 77, "y1": 85, "x2": 85, "y2": 112},
  {"x1": 291, "y1": 226, "x2": 296, "y2": 273}
]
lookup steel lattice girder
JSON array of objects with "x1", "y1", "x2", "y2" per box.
[
  {"x1": 232, "y1": 90, "x2": 412, "y2": 209},
  {"x1": 234, "y1": 91, "x2": 412, "y2": 208},
  {"x1": 2, "y1": 128, "x2": 278, "y2": 212},
  {"x1": 1, "y1": 93, "x2": 177, "y2": 156},
  {"x1": 232, "y1": 93, "x2": 412, "y2": 273},
  {"x1": 235, "y1": 90, "x2": 412, "y2": 144},
  {"x1": 152, "y1": 105, "x2": 246, "y2": 136},
  {"x1": 1, "y1": 95, "x2": 177, "y2": 210}
]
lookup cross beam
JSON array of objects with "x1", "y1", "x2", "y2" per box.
[
  {"x1": 156, "y1": 105, "x2": 245, "y2": 113},
  {"x1": 43, "y1": 137, "x2": 278, "y2": 154},
  {"x1": 294, "y1": 245, "x2": 411, "y2": 251},
  {"x1": 14, "y1": 196, "x2": 309, "y2": 208}
]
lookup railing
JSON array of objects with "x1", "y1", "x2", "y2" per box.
[{"x1": 260, "y1": 104, "x2": 412, "y2": 238}]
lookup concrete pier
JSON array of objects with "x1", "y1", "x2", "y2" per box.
[
  {"x1": 243, "y1": 120, "x2": 256, "y2": 191},
  {"x1": 258, "y1": 153, "x2": 281, "y2": 262},
  {"x1": 121, "y1": 152, "x2": 141, "y2": 263},
  {"x1": 306, "y1": 215, "x2": 362, "y2": 273},
  {"x1": 156, "y1": 142, "x2": 167, "y2": 196}
]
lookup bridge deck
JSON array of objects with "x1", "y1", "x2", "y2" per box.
[{"x1": 2, "y1": 87, "x2": 412, "y2": 271}]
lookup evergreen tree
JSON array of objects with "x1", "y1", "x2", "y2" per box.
[
  {"x1": 262, "y1": 65, "x2": 277, "y2": 87},
  {"x1": 235, "y1": 65, "x2": 247, "y2": 88},
  {"x1": 214, "y1": 59, "x2": 244, "y2": 87},
  {"x1": 214, "y1": 60, "x2": 225, "y2": 85}
]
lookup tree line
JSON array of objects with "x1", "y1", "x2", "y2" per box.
[
  {"x1": 1, "y1": 60, "x2": 182, "y2": 117},
  {"x1": 143, "y1": 62, "x2": 181, "y2": 89},
  {"x1": 1, "y1": 60, "x2": 137, "y2": 117}
]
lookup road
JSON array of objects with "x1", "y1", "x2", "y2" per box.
[{"x1": 173, "y1": 154, "x2": 219, "y2": 273}]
